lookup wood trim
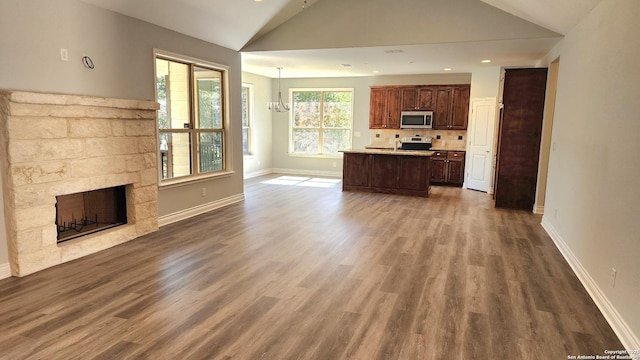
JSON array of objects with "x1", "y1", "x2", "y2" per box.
[
  {"x1": 244, "y1": 168, "x2": 343, "y2": 180},
  {"x1": 533, "y1": 205, "x2": 545, "y2": 215},
  {"x1": 158, "y1": 194, "x2": 245, "y2": 227},
  {"x1": 271, "y1": 168, "x2": 342, "y2": 178},
  {"x1": 541, "y1": 217, "x2": 640, "y2": 352},
  {"x1": 243, "y1": 169, "x2": 273, "y2": 179}
]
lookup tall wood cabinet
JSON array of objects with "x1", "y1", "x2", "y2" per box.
[
  {"x1": 369, "y1": 87, "x2": 401, "y2": 129},
  {"x1": 495, "y1": 68, "x2": 547, "y2": 210}
]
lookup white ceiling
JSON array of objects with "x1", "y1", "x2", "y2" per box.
[
  {"x1": 80, "y1": 0, "x2": 317, "y2": 51},
  {"x1": 80, "y1": 0, "x2": 601, "y2": 78}
]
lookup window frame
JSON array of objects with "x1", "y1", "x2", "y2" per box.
[
  {"x1": 288, "y1": 87, "x2": 354, "y2": 158},
  {"x1": 153, "y1": 49, "x2": 233, "y2": 187},
  {"x1": 241, "y1": 83, "x2": 253, "y2": 156}
]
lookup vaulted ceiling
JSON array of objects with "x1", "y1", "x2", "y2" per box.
[{"x1": 81, "y1": 0, "x2": 602, "y2": 78}]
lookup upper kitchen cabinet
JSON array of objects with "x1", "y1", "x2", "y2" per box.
[
  {"x1": 401, "y1": 86, "x2": 434, "y2": 110},
  {"x1": 369, "y1": 87, "x2": 401, "y2": 129},
  {"x1": 434, "y1": 85, "x2": 470, "y2": 130}
]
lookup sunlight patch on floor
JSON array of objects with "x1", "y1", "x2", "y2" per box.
[{"x1": 261, "y1": 176, "x2": 341, "y2": 188}]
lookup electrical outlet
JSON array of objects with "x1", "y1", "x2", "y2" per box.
[
  {"x1": 60, "y1": 48, "x2": 69, "y2": 61},
  {"x1": 332, "y1": 162, "x2": 337, "y2": 168},
  {"x1": 201, "y1": 187, "x2": 206, "y2": 197},
  {"x1": 354, "y1": 131, "x2": 361, "y2": 137},
  {"x1": 611, "y1": 268, "x2": 617, "y2": 288},
  {"x1": 395, "y1": 134, "x2": 400, "y2": 138}
]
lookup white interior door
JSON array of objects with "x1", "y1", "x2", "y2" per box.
[{"x1": 466, "y1": 98, "x2": 497, "y2": 192}]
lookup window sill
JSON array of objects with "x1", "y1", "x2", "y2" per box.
[
  {"x1": 159, "y1": 170, "x2": 235, "y2": 190},
  {"x1": 288, "y1": 153, "x2": 343, "y2": 159}
]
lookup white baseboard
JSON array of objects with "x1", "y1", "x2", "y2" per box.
[
  {"x1": 533, "y1": 205, "x2": 545, "y2": 215},
  {"x1": 158, "y1": 193, "x2": 245, "y2": 227},
  {"x1": 271, "y1": 168, "x2": 342, "y2": 178},
  {"x1": 244, "y1": 169, "x2": 273, "y2": 179},
  {"x1": 541, "y1": 217, "x2": 640, "y2": 352},
  {"x1": 0, "y1": 263, "x2": 11, "y2": 280}
]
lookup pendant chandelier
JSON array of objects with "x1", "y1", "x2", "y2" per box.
[{"x1": 268, "y1": 67, "x2": 290, "y2": 112}]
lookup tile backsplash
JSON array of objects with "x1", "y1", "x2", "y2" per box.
[{"x1": 369, "y1": 129, "x2": 467, "y2": 150}]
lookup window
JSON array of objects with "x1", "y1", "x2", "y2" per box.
[
  {"x1": 241, "y1": 84, "x2": 252, "y2": 155},
  {"x1": 290, "y1": 89, "x2": 353, "y2": 155},
  {"x1": 155, "y1": 54, "x2": 228, "y2": 182}
]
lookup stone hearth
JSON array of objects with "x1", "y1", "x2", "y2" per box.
[{"x1": 0, "y1": 91, "x2": 160, "y2": 276}]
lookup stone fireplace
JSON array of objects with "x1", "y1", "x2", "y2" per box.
[{"x1": 0, "y1": 91, "x2": 160, "y2": 276}]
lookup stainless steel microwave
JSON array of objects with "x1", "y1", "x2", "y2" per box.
[{"x1": 400, "y1": 111, "x2": 433, "y2": 129}]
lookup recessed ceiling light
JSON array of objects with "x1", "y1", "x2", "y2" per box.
[
  {"x1": 372, "y1": 70, "x2": 380, "y2": 73},
  {"x1": 481, "y1": 59, "x2": 492, "y2": 63},
  {"x1": 444, "y1": 68, "x2": 452, "y2": 71}
]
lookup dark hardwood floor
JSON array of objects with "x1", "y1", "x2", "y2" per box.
[{"x1": 0, "y1": 174, "x2": 623, "y2": 359}]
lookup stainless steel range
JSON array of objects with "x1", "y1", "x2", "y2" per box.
[{"x1": 400, "y1": 136, "x2": 432, "y2": 151}]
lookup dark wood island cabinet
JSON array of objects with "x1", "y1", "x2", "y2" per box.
[{"x1": 342, "y1": 150, "x2": 432, "y2": 197}]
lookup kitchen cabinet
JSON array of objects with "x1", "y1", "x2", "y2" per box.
[
  {"x1": 398, "y1": 156, "x2": 430, "y2": 191},
  {"x1": 430, "y1": 151, "x2": 447, "y2": 183},
  {"x1": 343, "y1": 153, "x2": 370, "y2": 188},
  {"x1": 369, "y1": 87, "x2": 401, "y2": 129},
  {"x1": 370, "y1": 84, "x2": 469, "y2": 130},
  {"x1": 370, "y1": 155, "x2": 398, "y2": 189},
  {"x1": 430, "y1": 150, "x2": 465, "y2": 186},
  {"x1": 342, "y1": 151, "x2": 431, "y2": 197},
  {"x1": 401, "y1": 86, "x2": 434, "y2": 110},
  {"x1": 434, "y1": 85, "x2": 470, "y2": 130}
]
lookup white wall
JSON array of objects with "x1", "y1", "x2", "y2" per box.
[
  {"x1": 542, "y1": 0, "x2": 640, "y2": 348},
  {"x1": 245, "y1": 0, "x2": 559, "y2": 51},
  {"x1": 241, "y1": 72, "x2": 273, "y2": 178},
  {"x1": 470, "y1": 67, "x2": 501, "y2": 99},
  {"x1": 272, "y1": 73, "x2": 471, "y2": 174},
  {"x1": 0, "y1": 1, "x2": 244, "y2": 230}
]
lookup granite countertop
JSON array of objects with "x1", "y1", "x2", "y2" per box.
[
  {"x1": 430, "y1": 148, "x2": 466, "y2": 152},
  {"x1": 364, "y1": 145, "x2": 466, "y2": 152},
  {"x1": 341, "y1": 149, "x2": 434, "y2": 156}
]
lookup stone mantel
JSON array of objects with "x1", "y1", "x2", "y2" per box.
[{"x1": 0, "y1": 90, "x2": 160, "y2": 276}]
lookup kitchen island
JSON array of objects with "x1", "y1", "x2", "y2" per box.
[{"x1": 341, "y1": 149, "x2": 433, "y2": 197}]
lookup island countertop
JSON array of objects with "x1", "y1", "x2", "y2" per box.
[{"x1": 341, "y1": 148, "x2": 434, "y2": 156}]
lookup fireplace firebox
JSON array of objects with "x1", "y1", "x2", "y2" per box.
[{"x1": 55, "y1": 186, "x2": 128, "y2": 243}]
